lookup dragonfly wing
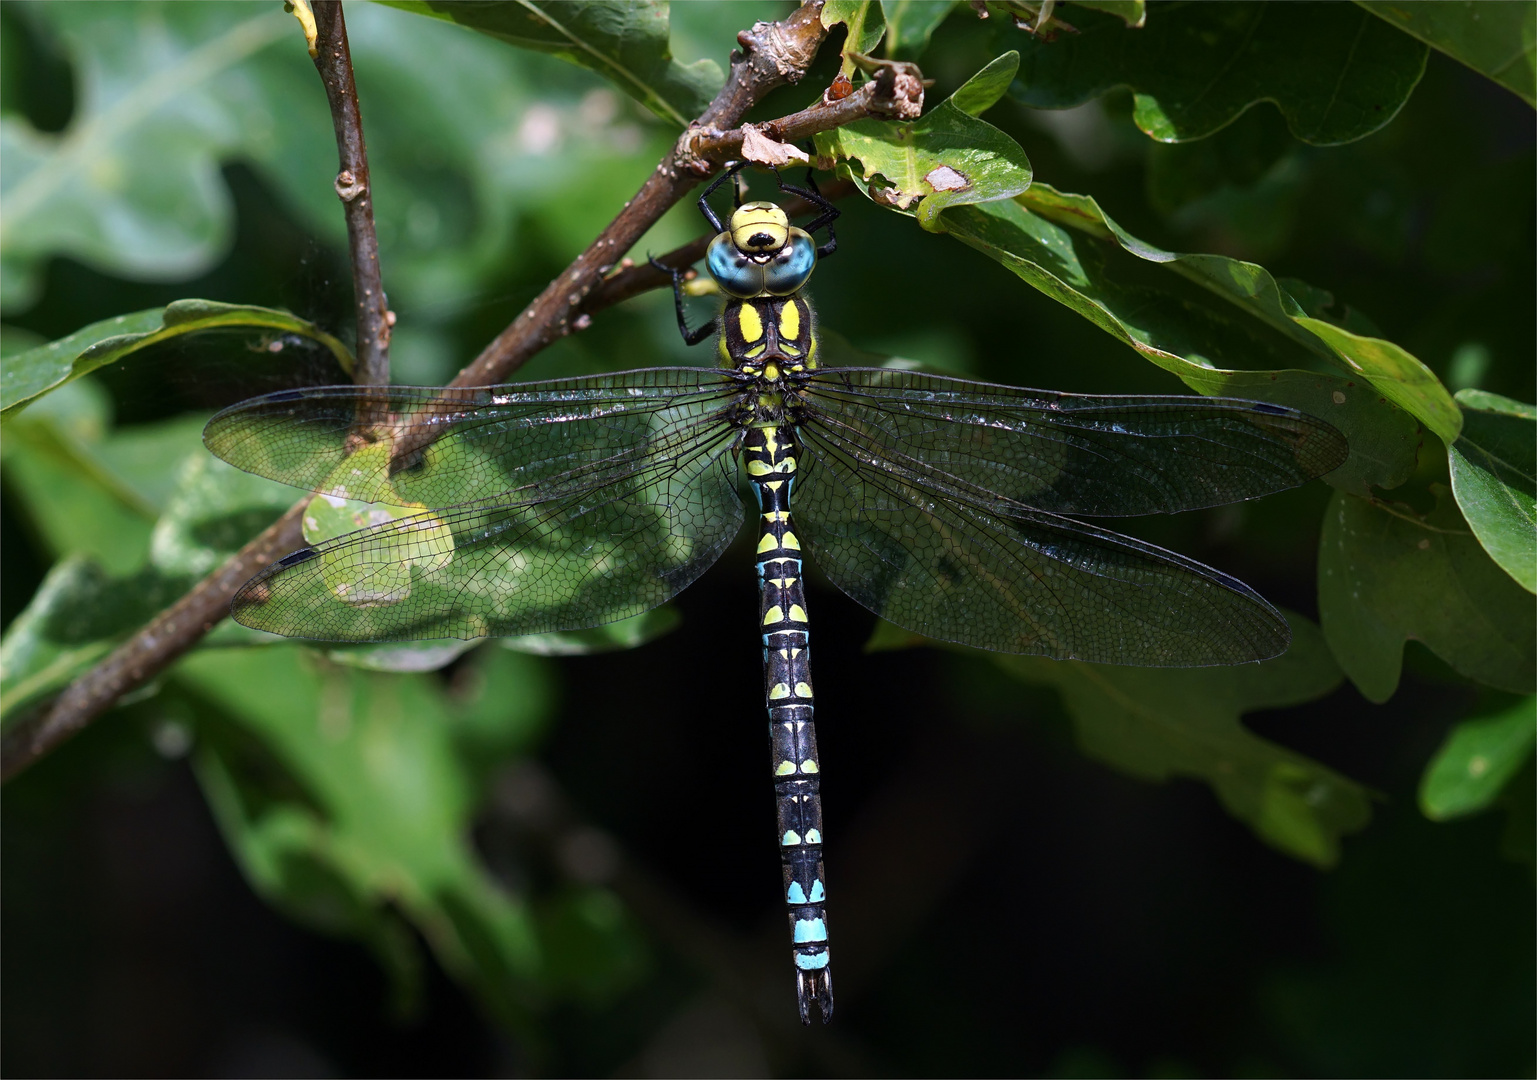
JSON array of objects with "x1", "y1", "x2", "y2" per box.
[
  {"x1": 207, "y1": 370, "x2": 747, "y2": 641},
  {"x1": 795, "y1": 420, "x2": 1289, "y2": 665},
  {"x1": 802, "y1": 369, "x2": 1347, "y2": 517},
  {"x1": 204, "y1": 368, "x2": 742, "y2": 508}
]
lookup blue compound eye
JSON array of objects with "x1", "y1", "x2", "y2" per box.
[
  {"x1": 762, "y1": 230, "x2": 816, "y2": 297},
  {"x1": 707, "y1": 232, "x2": 764, "y2": 298}
]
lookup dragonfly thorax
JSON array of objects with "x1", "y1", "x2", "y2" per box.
[{"x1": 718, "y1": 294, "x2": 818, "y2": 378}]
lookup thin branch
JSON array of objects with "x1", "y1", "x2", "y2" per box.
[{"x1": 309, "y1": 0, "x2": 391, "y2": 389}]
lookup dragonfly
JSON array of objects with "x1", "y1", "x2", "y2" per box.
[{"x1": 203, "y1": 163, "x2": 1348, "y2": 1024}]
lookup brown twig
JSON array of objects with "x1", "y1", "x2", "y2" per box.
[
  {"x1": 3, "y1": 2, "x2": 906, "y2": 781},
  {"x1": 310, "y1": 0, "x2": 391, "y2": 389}
]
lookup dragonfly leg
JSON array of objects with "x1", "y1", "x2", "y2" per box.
[
  {"x1": 649, "y1": 255, "x2": 716, "y2": 346},
  {"x1": 748, "y1": 421, "x2": 834, "y2": 1024},
  {"x1": 773, "y1": 166, "x2": 839, "y2": 259},
  {"x1": 696, "y1": 160, "x2": 748, "y2": 234}
]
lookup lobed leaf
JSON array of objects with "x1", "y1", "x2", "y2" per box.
[
  {"x1": 384, "y1": 0, "x2": 722, "y2": 127},
  {"x1": 1419, "y1": 694, "x2": 1537, "y2": 821},
  {"x1": 1356, "y1": 0, "x2": 1537, "y2": 107},
  {"x1": 0, "y1": 301, "x2": 352, "y2": 418},
  {"x1": 1447, "y1": 390, "x2": 1535, "y2": 593},
  {"x1": 1318, "y1": 487, "x2": 1537, "y2": 702},
  {"x1": 1010, "y1": 2, "x2": 1428, "y2": 144}
]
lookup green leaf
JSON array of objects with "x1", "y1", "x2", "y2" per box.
[
  {"x1": 1318, "y1": 487, "x2": 1537, "y2": 702},
  {"x1": 1356, "y1": 0, "x2": 1537, "y2": 107},
  {"x1": 178, "y1": 645, "x2": 552, "y2": 1029},
  {"x1": 0, "y1": 6, "x2": 292, "y2": 307},
  {"x1": 823, "y1": 1, "x2": 888, "y2": 75},
  {"x1": 0, "y1": 301, "x2": 352, "y2": 418},
  {"x1": 1447, "y1": 390, "x2": 1536, "y2": 593},
  {"x1": 895, "y1": 188, "x2": 1420, "y2": 496},
  {"x1": 385, "y1": 0, "x2": 722, "y2": 127},
  {"x1": 1420, "y1": 695, "x2": 1537, "y2": 820},
  {"x1": 882, "y1": 0, "x2": 958, "y2": 59},
  {"x1": 816, "y1": 52, "x2": 1033, "y2": 230},
  {"x1": 877, "y1": 613, "x2": 1369, "y2": 866},
  {"x1": 1295, "y1": 318, "x2": 1461, "y2": 445},
  {"x1": 1011, "y1": 3, "x2": 1428, "y2": 144}
]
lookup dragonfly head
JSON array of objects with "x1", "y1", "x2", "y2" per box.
[{"x1": 707, "y1": 201, "x2": 818, "y2": 299}]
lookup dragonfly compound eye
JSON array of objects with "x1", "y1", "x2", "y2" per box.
[
  {"x1": 708, "y1": 231, "x2": 767, "y2": 298},
  {"x1": 762, "y1": 230, "x2": 817, "y2": 296}
]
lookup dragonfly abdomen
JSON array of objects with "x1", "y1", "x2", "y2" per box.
[{"x1": 747, "y1": 420, "x2": 833, "y2": 1023}]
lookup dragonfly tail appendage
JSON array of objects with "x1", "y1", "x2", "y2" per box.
[{"x1": 749, "y1": 422, "x2": 833, "y2": 1024}]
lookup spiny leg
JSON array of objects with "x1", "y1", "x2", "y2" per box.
[
  {"x1": 696, "y1": 160, "x2": 749, "y2": 234},
  {"x1": 773, "y1": 167, "x2": 839, "y2": 259},
  {"x1": 747, "y1": 421, "x2": 834, "y2": 1024},
  {"x1": 649, "y1": 255, "x2": 716, "y2": 347}
]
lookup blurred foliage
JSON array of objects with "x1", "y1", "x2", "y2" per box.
[{"x1": 2, "y1": 1, "x2": 1532, "y2": 1075}]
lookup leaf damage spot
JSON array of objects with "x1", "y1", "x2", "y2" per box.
[{"x1": 924, "y1": 165, "x2": 970, "y2": 192}]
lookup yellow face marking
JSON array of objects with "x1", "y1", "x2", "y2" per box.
[
  {"x1": 783, "y1": 531, "x2": 801, "y2": 550},
  {"x1": 763, "y1": 605, "x2": 784, "y2": 625},
  {"x1": 776, "y1": 760, "x2": 796, "y2": 776},
  {"x1": 795, "y1": 683, "x2": 814, "y2": 699},
  {"x1": 780, "y1": 302, "x2": 801, "y2": 341},
  {"x1": 738, "y1": 303, "x2": 764, "y2": 343},
  {"x1": 788, "y1": 604, "x2": 808, "y2": 622},
  {"x1": 730, "y1": 202, "x2": 790, "y2": 252},
  {"x1": 801, "y1": 758, "x2": 819, "y2": 772},
  {"x1": 769, "y1": 683, "x2": 791, "y2": 700},
  {"x1": 757, "y1": 533, "x2": 778, "y2": 553}
]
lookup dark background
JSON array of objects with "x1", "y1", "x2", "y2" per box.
[{"x1": 3, "y1": 3, "x2": 1533, "y2": 1076}]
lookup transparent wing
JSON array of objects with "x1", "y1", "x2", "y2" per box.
[
  {"x1": 203, "y1": 370, "x2": 746, "y2": 641},
  {"x1": 801, "y1": 368, "x2": 1347, "y2": 517},
  {"x1": 795, "y1": 399, "x2": 1296, "y2": 665}
]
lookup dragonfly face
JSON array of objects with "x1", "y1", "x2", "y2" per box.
[{"x1": 204, "y1": 161, "x2": 1348, "y2": 1027}]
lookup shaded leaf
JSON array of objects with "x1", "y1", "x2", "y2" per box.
[
  {"x1": 882, "y1": 0, "x2": 958, "y2": 58},
  {"x1": 1357, "y1": 0, "x2": 1536, "y2": 107},
  {"x1": 0, "y1": 301, "x2": 352, "y2": 418},
  {"x1": 1447, "y1": 390, "x2": 1535, "y2": 592},
  {"x1": 1011, "y1": 3, "x2": 1428, "y2": 144},
  {"x1": 816, "y1": 52, "x2": 1033, "y2": 229},
  {"x1": 1068, "y1": 0, "x2": 1145, "y2": 28},
  {"x1": 874, "y1": 613, "x2": 1369, "y2": 866},
  {"x1": 386, "y1": 0, "x2": 722, "y2": 127},
  {"x1": 178, "y1": 645, "x2": 552, "y2": 1030},
  {"x1": 1318, "y1": 487, "x2": 1537, "y2": 702},
  {"x1": 1420, "y1": 694, "x2": 1536, "y2": 820}
]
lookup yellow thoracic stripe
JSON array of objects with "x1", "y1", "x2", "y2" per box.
[
  {"x1": 780, "y1": 301, "x2": 800, "y2": 341},
  {"x1": 739, "y1": 304, "x2": 764, "y2": 343}
]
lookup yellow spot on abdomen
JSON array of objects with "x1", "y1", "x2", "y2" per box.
[
  {"x1": 783, "y1": 531, "x2": 801, "y2": 550},
  {"x1": 739, "y1": 304, "x2": 764, "y2": 343},
  {"x1": 757, "y1": 533, "x2": 779, "y2": 553},
  {"x1": 788, "y1": 604, "x2": 808, "y2": 622},
  {"x1": 763, "y1": 605, "x2": 784, "y2": 624},
  {"x1": 769, "y1": 683, "x2": 791, "y2": 700}
]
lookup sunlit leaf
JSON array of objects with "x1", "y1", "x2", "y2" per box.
[
  {"x1": 823, "y1": 0, "x2": 888, "y2": 76},
  {"x1": 816, "y1": 52, "x2": 1033, "y2": 229},
  {"x1": 1447, "y1": 390, "x2": 1535, "y2": 593},
  {"x1": 1357, "y1": 0, "x2": 1536, "y2": 107},
  {"x1": 1318, "y1": 487, "x2": 1537, "y2": 702},
  {"x1": 384, "y1": 0, "x2": 722, "y2": 127},
  {"x1": 0, "y1": 301, "x2": 351, "y2": 418},
  {"x1": 1420, "y1": 694, "x2": 1536, "y2": 820},
  {"x1": 1010, "y1": 2, "x2": 1428, "y2": 144}
]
